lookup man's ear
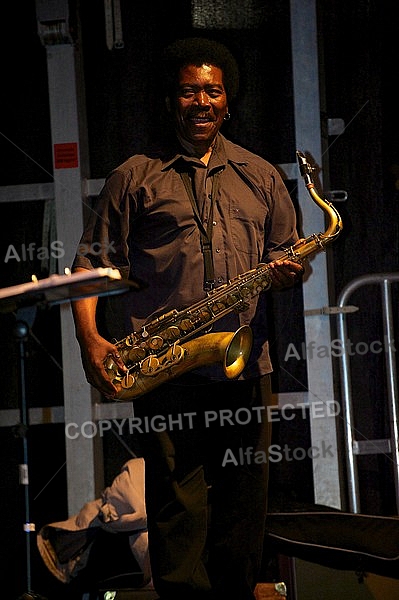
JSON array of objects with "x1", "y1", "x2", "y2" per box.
[{"x1": 165, "y1": 96, "x2": 171, "y2": 112}]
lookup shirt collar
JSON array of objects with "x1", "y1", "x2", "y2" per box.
[{"x1": 160, "y1": 134, "x2": 248, "y2": 172}]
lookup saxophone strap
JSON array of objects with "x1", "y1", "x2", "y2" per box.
[{"x1": 180, "y1": 168, "x2": 221, "y2": 291}]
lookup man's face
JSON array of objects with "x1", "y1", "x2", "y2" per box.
[{"x1": 170, "y1": 63, "x2": 229, "y2": 149}]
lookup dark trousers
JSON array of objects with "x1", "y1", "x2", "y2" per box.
[{"x1": 132, "y1": 374, "x2": 272, "y2": 599}]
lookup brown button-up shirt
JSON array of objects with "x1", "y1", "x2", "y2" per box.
[{"x1": 73, "y1": 134, "x2": 298, "y2": 378}]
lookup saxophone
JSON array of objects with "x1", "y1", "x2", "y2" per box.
[{"x1": 104, "y1": 151, "x2": 343, "y2": 401}]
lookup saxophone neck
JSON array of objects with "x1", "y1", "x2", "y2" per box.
[{"x1": 296, "y1": 150, "x2": 343, "y2": 244}]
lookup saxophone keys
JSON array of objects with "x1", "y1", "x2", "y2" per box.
[
  {"x1": 179, "y1": 318, "x2": 195, "y2": 332},
  {"x1": 256, "y1": 279, "x2": 269, "y2": 292},
  {"x1": 148, "y1": 336, "x2": 164, "y2": 350},
  {"x1": 163, "y1": 326, "x2": 181, "y2": 340},
  {"x1": 128, "y1": 347, "x2": 146, "y2": 362},
  {"x1": 162, "y1": 344, "x2": 183, "y2": 362},
  {"x1": 121, "y1": 373, "x2": 135, "y2": 389},
  {"x1": 197, "y1": 308, "x2": 212, "y2": 322},
  {"x1": 169, "y1": 344, "x2": 185, "y2": 361},
  {"x1": 141, "y1": 355, "x2": 160, "y2": 375},
  {"x1": 103, "y1": 354, "x2": 116, "y2": 372},
  {"x1": 218, "y1": 301, "x2": 227, "y2": 310},
  {"x1": 225, "y1": 294, "x2": 238, "y2": 306}
]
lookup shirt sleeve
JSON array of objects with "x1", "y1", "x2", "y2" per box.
[{"x1": 72, "y1": 169, "x2": 131, "y2": 280}]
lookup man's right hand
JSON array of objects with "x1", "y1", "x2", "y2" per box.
[
  {"x1": 71, "y1": 274, "x2": 127, "y2": 400},
  {"x1": 79, "y1": 332, "x2": 127, "y2": 400}
]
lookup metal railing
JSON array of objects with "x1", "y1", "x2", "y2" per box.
[{"x1": 336, "y1": 273, "x2": 399, "y2": 513}]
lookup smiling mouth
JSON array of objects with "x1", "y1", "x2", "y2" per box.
[{"x1": 189, "y1": 114, "x2": 214, "y2": 124}]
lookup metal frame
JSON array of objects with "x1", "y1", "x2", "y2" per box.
[
  {"x1": 35, "y1": 0, "x2": 105, "y2": 513},
  {"x1": 336, "y1": 273, "x2": 399, "y2": 513},
  {"x1": 290, "y1": 0, "x2": 343, "y2": 509}
]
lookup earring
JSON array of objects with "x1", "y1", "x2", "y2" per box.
[{"x1": 223, "y1": 112, "x2": 231, "y2": 121}]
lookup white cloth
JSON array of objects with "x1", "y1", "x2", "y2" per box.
[{"x1": 37, "y1": 457, "x2": 151, "y2": 585}]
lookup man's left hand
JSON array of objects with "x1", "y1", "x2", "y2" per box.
[{"x1": 268, "y1": 259, "x2": 305, "y2": 290}]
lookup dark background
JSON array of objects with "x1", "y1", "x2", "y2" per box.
[{"x1": 0, "y1": 0, "x2": 398, "y2": 598}]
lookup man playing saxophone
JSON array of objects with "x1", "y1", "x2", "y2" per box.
[{"x1": 71, "y1": 37, "x2": 304, "y2": 600}]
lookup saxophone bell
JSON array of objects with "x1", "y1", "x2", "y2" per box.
[
  {"x1": 108, "y1": 325, "x2": 253, "y2": 401},
  {"x1": 223, "y1": 325, "x2": 253, "y2": 379}
]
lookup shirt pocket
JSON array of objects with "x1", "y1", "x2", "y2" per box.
[{"x1": 230, "y1": 202, "x2": 265, "y2": 260}]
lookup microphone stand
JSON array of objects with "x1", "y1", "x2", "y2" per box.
[
  {"x1": 14, "y1": 306, "x2": 47, "y2": 600},
  {"x1": 0, "y1": 269, "x2": 138, "y2": 599}
]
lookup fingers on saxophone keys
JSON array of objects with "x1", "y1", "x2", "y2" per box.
[
  {"x1": 113, "y1": 351, "x2": 127, "y2": 372},
  {"x1": 270, "y1": 260, "x2": 292, "y2": 277},
  {"x1": 275, "y1": 259, "x2": 304, "y2": 277},
  {"x1": 297, "y1": 266, "x2": 305, "y2": 278}
]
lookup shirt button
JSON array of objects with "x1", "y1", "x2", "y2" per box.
[
  {"x1": 212, "y1": 221, "x2": 217, "y2": 226},
  {"x1": 215, "y1": 248, "x2": 220, "y2": 253}
]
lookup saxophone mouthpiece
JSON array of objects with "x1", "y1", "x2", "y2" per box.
[{"x1": 296, "y1": 150, "x2": 315, "y2": 187}]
